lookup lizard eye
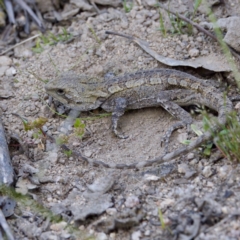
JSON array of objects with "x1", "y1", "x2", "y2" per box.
[{"x1": 57, "y1": 89, "x2": 65, "y2": 95}]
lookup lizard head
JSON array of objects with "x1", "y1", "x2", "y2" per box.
[{"x1": 45, "y1": 71, "x2": 109, "y2": 111}]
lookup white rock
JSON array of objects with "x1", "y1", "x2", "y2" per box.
[
  {"x1": 84, "y1": 149, "x2": 93, "y2": 157},
  {"x1": 106, "y1": 208, "x2": 117, "y2": 215},
  {"x1": 50, "y1": 221, "x2": 67, "y2": 231},
  {"x1": 189, "y1": 48, "x2": 199, "y2": 57},
  {"x1": 218, "y1": 165, "x2": 231, "y2": 179},
  {"x1": 0, "y1": 66, "x2": 8, "y2": 76},
  {"x1": 234, "y1": 102, "x2": 240, "y2": 110},
  {"x1": 5, "y1": 67, "x2": 17, "y2": 76},
  {"x1": 178, "y1": 163, "x2": 189, "y2": 174},
  {"x1": 48, "y1": 152, "x2": 58, "y2": 163},
  {"x1": 121, "y1": 20, "x2": 129, "y2": 29},
  {"x1": 145, "y1": 0, "x2": 158, "y2": 6},
  {"x1": 125, "y1": 195, "x2": 139, "y2": 208},
  {"x1": 143, "y1": 174, "x2": 160, "y2": 181},
  {"x1": 160, "y1": 198, "x2": 175, "y2": 208},
  {"x1": 202, "y1": 166, "x2": 212, "y2": 178},
  {"x1": 196, "y1": 36, "x2": 203, "y2": 42},
  {"x1": 0, "y1": 56, "x2": 12, "y2": 66},
  {"x1": 131, "y1": 231, "x2": 141, "y2": 240},
  {"x1": 96, "y1": 232, "x2": 108, "y2": 240},
  {"x1": 187, "y1": 153, "x2": 195, "y2": 160},
  {"x1": 109, "y1": 232, "x2": 116, "y2": 239},
  {"x1": 144, "y1": 229, "x2": 151, "y2": 236}
]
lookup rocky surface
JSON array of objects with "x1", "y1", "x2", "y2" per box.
[{"x1": 1, "y1": 0, "x2": 240, "y2": 239}]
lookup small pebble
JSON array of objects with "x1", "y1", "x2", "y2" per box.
[
  {"x1": 125, "y1": 195, "x2": 139, "y2": 208},
  {"x1": 187, "y1": 153, "x2": 195, "y2": 160},
  {"x1": 48, "y1": 152, "x2": 58, "y2": 164},
  {"x1": 5, "y1": 67, "x2": 17, "y2": 76},
  {"x1": 144, "y1": 229, "x2": 151, "y2": 236},
  {"x1": 31, "y1": 93, "x2": 40, "y2": 101},
  {"x1": 201, "y1": 49, "x2": 209, "y2": 55},
  {"x1": 178, "y1": 163, "x2": 189, "y2": 174},
  {"x1": 202, "y1": 166, "x2": 212, "y2": 178},
  {"x1": 0, "y1": 66, "x2": 8, "y2": 76},
  {"x1": 84, "y1": 149, "x2": 93, "y2": 157},
  {"x1": 145, "y1": 0, "x2": 158, "y2": 6},
  {"x1": 0, "y1": 56, "x2": 12, "y2": 66},
  {"x1": 196, "y1": 36, "x2": 203, "y2": 42},
  {"x1": 109, "y1": 232, "x2": 116, "y2": 239},
  {"x1": 189, "y1": 48, "x2": 199, "y2": 57},
  {"x1": 106, "y1": 208, "x2": 117, "y2": 215},
  {"x1": 95, "y1": 232, "x2": 108, "y2": 240},
  {"x1": 50, "y1": 221, "x2": 67, "y2": 231},
  {"x1": 131, "y1": 231, "x2": 142, "y2": 240},
  {"x1": 218, "y1": 165, "x2": 231, "y2": 179},
  {"x1": 234, "y1": 102, "x2": 240, "y2": 110}
]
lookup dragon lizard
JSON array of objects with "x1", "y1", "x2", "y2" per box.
[{"x1": 45, "y1": 69, "x2": 232, "y2": 169}]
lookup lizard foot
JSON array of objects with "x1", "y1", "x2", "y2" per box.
[
  {"x1": 113, "y1": 128, "x2": 129, "y2": 139},
  {"x1": 160, "y1": 122, "x2": 189, "y2": 154}
]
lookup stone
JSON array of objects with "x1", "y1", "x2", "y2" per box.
[
  {"x1": 125, "y1": 195, "x2": 139, "y2": 208},
  {"x1": 189, "y1": 48, "x2": 199, "y2": 57},
  {"x1": 50, "y1": 221, "x2": 68, "y2": 231},
  {"x1": 187, "y1": 153, "x2": 195, "y2": 160},
  {"x1": 0, "y1": 66, "x2": 8, "y2": 76},
  {"x1": 96, "y1": 232, "x2": 108, "y2": 240},
  {"x1": 131, "y1": 231, "x2": 142, "y2": 240},
  {"x1": 106, "y1": 208, "x2": 117, "y2": 215},
  {"x1": 145, "y1": 0, "x2": 158, "y2": 7},
  {"x1": 202, "y1": 166, "x2": 212, "y2": 178},
  {"x1": 0, "y1": 56, "x2": 12, "y2": 66},
  {"x1": 5, "y1": 67, "x2": 17, "y2": 76}
]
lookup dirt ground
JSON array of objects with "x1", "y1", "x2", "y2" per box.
[{"x1": 1, "y1": 0, "x2": 240, "y2": 239}]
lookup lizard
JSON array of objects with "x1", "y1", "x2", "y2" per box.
[{"x1": 45, "y1": 68, "x2": 233, "y2": 169}]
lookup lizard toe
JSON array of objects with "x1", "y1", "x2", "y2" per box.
[{"x1": 113, "y1": 129, "x2": 129, "y2": 139}]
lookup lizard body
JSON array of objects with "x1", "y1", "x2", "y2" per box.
[{"x1": 45, "y1": 69, "x2": 233, "y2": 168}]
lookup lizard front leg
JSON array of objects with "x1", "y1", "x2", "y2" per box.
[{"x1": 111, "y1": 97, "x2": 128, "y2": 139}]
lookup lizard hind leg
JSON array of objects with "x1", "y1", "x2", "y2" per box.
[
  {"x1": 157, "y1": 95, "x2": 193, "y2": 154},
  {"x1": 111, "y1": 97, "x2": 128, "y2": 139}
]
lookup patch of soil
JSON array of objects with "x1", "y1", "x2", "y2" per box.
[{"x1": 1, "y1": 1, "x2": 240, "y2": 239}]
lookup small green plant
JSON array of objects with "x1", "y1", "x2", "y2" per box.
[
  {"x1": 87, "y1": 25, "x2": 101, "y2": 44},
  {"x1": 203, "y1": 112, "x2": 240, "y2": 161},
  {"x1": 22, "y1": 117, "x2": 48, "y2": 131},
  {"x1": 0, "y1": 185, "x2": 95, "y2": 239},
  {"x1": 33, "y1": 130, "x2": 43, "y2": 139},
  {"x1": 158, "y1": 209, "x2": 166, "y2": 230},
  {"x1": 181, "y1": 123, "x2": 213, "y2": 156},
  {"x1": 159, "y1": 10, "x2": 167, "y2": 37},
  {"x1": 32, "y1": 28, "x2": 73, "y2": 53},
  {"x1": 64, "y1": 149, "x2": 72, "y2": 157},
  {"x1": 193, "y1": 0, "x2": 202, "y2": 18},
  {"x1": 123, "y1": 0, "x2": 133, "y2": 13},
  {"x1": 73, "y1": 118, "x2": 86, "y2": 138},
  {"x1": 168, "y1": 13, "x2": 186, "y2": 34},
  {"x1": 158, "y1": 209, "x2": 171, "y2": 233},
  {"x1": 56, "y1": 135, "x2": 69, "y2": 145},
  {"x1": 17, "y1": 115, "x2": 48, "y2": 139},
  {"x1": 156, "y1": 0, "x2": 202, "y2": 35}
]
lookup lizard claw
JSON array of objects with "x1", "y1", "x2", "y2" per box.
[{"x1": 113, "y1": 129, "x2": 129, "y2": 139}]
